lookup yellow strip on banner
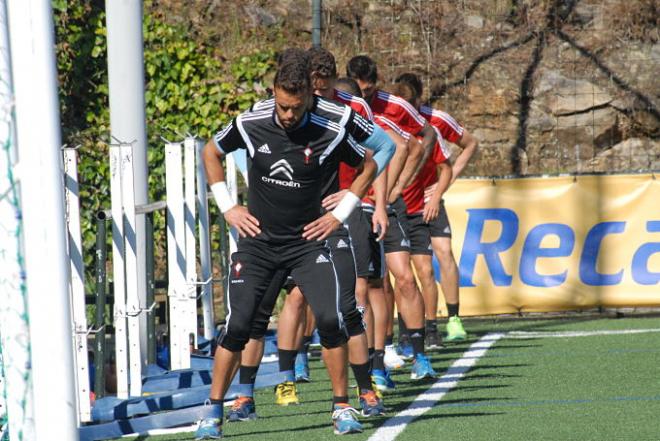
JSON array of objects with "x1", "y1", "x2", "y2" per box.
[{"x1": 432, "y1": 173, "x2": 660, "y2": 316}]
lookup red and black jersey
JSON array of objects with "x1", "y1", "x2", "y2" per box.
[
  {"x1": 368, "y1": 90, "x2": 427, "y2": 137},
  {"x1": 419, "y1": 105, "x2": 464, "y2": 143},
  {"x1": 402, "y1": 133, "x2": 451, "y2": 215},
  {"x1": 333, "y1": 88, "x2": 374, "y2": 190}
]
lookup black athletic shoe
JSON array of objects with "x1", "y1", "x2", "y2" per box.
[{"x1": 425, "y1": 331, "x2": 443, "y2": 350}]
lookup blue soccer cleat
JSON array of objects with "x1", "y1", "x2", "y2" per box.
[
  {"x1": 332, "y1": 403, "x2": 363, "y2": 435},
  {"x1": 372, "y1": 369, "x2": 396, "y2": 392},
  {"x1": 358, "y1": 389, "x2": 386, "y2": 417},
  {"x1": 195, "y1": 402, "x2": 223, "y2": 439},
  {"x1": 294, "y1": 352, "x2": 311, "y2": 383},
  {"x1": 410, "y1": 353, "x2": 436, "y2": 380},
  {"x1": 226, "y1": 396, "x2": 257, "y2": 422}
]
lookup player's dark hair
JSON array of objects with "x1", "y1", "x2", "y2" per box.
[
  {"x1": 385, "y1": 81, "x2": 416, "y2": 105},
  {"x1": 335, "y1": 77, "x2": 362, "y2": 97},
  {"x1": 346, "y1": 55, "x2": 378, "y2": 84},
  {"x1": 274, "y1": 60, "x2": 311, "y2": 94},
  {"x1": 308, "y1": 46, "x2": 337, "y2": 79},
  {"x1": 276, "y1": 47, "x2": 310, "y2": 68},
  {"x1": 395, "y1": 72, "x2": 423, "y2": 98}
]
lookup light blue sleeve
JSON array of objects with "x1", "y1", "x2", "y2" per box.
[{"x1": 360, "y1": 125, "x2": 396, "y2": 176}]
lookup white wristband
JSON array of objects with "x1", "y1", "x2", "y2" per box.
[
  {"x1": 210, "y1": 181, "x2": 237, "y2": 213},
  {"x1": 331, "y1": 191, "x2": 361, "y2": 223}
]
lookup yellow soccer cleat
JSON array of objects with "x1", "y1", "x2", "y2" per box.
[{"x1": 274, "y1": 381, "x2": 300, "y2": 406}]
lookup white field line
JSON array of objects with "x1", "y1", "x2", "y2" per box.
[
  {"x1": 367, "y1": 333, "x2": 505, "y2": 441},
  {"x1": 507, "y1": 328, "x2": 660, "y2": 339}
]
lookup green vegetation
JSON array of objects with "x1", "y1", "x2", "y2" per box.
[{"x1": 53, "y1": 1, "x2": 276, "y2": 303}]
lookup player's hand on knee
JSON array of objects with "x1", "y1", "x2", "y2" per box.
[
  {"x1": 322, "y1": 189, "x2": 348, "y2": 210},
  {"x1": 303, "y1": 212, "x2": 341, "y2": 241},
  {"x1": 224, "y1": 205, "x2": 261, "y2": 237},
  {"x1": 373, "y1": 206, "x2": 389, "y2": 241}
]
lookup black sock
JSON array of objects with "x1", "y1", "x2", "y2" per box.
[
  {"x1": 210, "y1": 398, "x2": 223, "y2": 405},
  {"x1": 372, "y1": 349, "x2": 385, "y2": 371},
  {"x1": 408, "y1": 328, "x2": 425, "y2": 356},
  {"x1": 333, "y1": 395, "x2": 350, "y2": 407},
  {"x1": 299, "y1": 335, "x2": 312, "y2": 354},
  {"x1": 425, "y1": 319, "x2": 438, "y2": 334},
  {"x1": 368, "y1": 346, "x2": 375, "y2": 370},
  {"x1": 278, "y1": 349, "x2": 298, "y2": 373},
  {"x1": 385, "y1": 334, "x2": 394, "y2": 346},
  {"x1": 447, "y1": 303, "x2": 459, "y2": 317},
  {"x1": 351, "y1": 361, "x2": 373, "y2": 392},
  {"x1": 398, "y1": 313, "x2": 408, "y2": 336},
  {"x1": 239, "y1": 365, "x2": 258, "y2": 384}
]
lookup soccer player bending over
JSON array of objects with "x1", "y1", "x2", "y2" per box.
[{"x1": 195, "y1": 57, "x2": 395, "y2": 439}]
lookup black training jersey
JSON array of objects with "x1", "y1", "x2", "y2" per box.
[
  {"x1": 213, "y1": 107, "x2": 370, "y2": 243},
  {"x1": 249, "y1": 96, "x2": 373, "y2": 199}
]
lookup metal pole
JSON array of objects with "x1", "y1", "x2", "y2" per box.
[
  {"x1": 62, "y1": 147, "x2": 91, "y2": 422},
  {"x1": 6, "y1": 0, "x2": 79, "y2": 438},
  {"x1": 145, "y1": 211, "x2": 156, "y2": 365},
  {"x1": 312, "y1": 0, "x2": 322, "y2": 47},
  {"x1": 105, "y1": 0, "x2": 149, "y2": 369},
  {"x1": 94, "y1": 216, "x2": 107, "y2": 399},
  {"x1": 0, "y1": 1, "x2": 34, "y2": 439}
]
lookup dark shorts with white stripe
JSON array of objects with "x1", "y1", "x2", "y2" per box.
[
  {"x1": 344, "y1": 207, "x2": 377, "y2": 278},
  {"x1": 428, "y1": 200, "x2": 452, "y2": 238},
  {"x1": 240, "y1": 228, "x2": 363, "y2": 347},
  {"x1": 407, "y1": 213, "x2": 433, "y2": 256},
  {"x1": 360, "y1": 206, "x2": 386, "y2": 280},
  {"x1": 383, "y1": 196, "x2": 412, "y2": 254}
]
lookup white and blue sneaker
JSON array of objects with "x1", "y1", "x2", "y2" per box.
[
  {"x1": 294, "y1": 353, "x2": 311, "y2": 383},
  {"x1": 410, "y1": 353, "x2": 436, "y2": 380},
  {"x1": 332, "y1": 403, "x2": 363, "y2": 435},
  {"x1": 372, "y1": 369, "x2": 396, "y2": 392},
  {"x1": 384, "y1": 344, "x2": 406, "y2": 370},
  {"x1": 396, "y1": 339, "x2": 414, "y2": 361},
  {"x1": 195, "y1": 402, "x2": 223, "y2": 439}
]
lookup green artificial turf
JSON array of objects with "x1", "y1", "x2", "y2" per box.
[{"x1": 119, "y1": 316, "x2": 660, "y2": 441}]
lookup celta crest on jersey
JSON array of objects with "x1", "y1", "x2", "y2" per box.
[{"x1": 303, "y1": 146, "x2": 313, "y2": 164}]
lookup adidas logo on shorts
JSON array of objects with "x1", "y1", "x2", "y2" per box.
[
  {"x1": 336, "y1": 239, "x2": 348, "y2": 249},
  {"x1": 315, "y1": 254, "x2": 329, "y2": 264},
  {"x1": 257, "y1": 143, "x2": 271, "y2": 154},
  {"x1": 444, "y1": 226, "x2": 451, "y2": 234},
  {"x1": 427, "y1": 244, "x2": 432, "y2": 250},
  {"x1": 401, "y1": 238, "x2": 410, "y2": 248}
]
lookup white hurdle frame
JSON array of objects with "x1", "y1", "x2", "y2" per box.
[
  {"x1": 165, "y1": 141, "x2": 191, "y2": 370},
  {"x1": 109, "y1": 144, "x2": 129, "y2": 398},
  {"x1": 184, "y1": 138, "x2": 199, "y2": 347},
  {"x1": 62, "y1": 147, "x2": 92, "y2": 422},
  {"x1": 195, "y1": 138, "x2": 215, "y2": 340},
  {"x1": 109, "y1": 142, "x2": 143, "y2": 398}
]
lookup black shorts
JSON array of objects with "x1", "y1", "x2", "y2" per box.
[
  {"x1": 345, "y1": 208, "x2": 376, "y2": 278},
  {"x1": 245, "y1": 227, "x2": 364, "y2": 343},
  {"x1": 220, "y1": 235, "x2": 357, "y2": 351},
  {"x1": 383, "y1": 196, "x2": 411, "y2": 254},
  {"x1": 360, "y1": 206, "x2": 386, "y2": 280},
  {"x1": 407, "y1": 213, "x2": 433, "y2": 255},
  {"x1": 428, "y1": 200, "x2": 452, "y2": 238}
]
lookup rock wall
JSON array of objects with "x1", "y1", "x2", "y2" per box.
[{"x1": 155, "y1": 0, "x2": 659, "y2": 176}]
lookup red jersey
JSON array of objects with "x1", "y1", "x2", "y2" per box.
[
  {"x1": 334, "y1": 89, "x2": 373, "y2": 190},
  {"x1": 419, "y1": 105, "x2": 464, "y2": 143},
  {"x1": 369, "y1": 90, "x2": 427, "y2": 137},
  {"x1": 402, "y1": 133, "x2": 450, "y2": 215}
]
